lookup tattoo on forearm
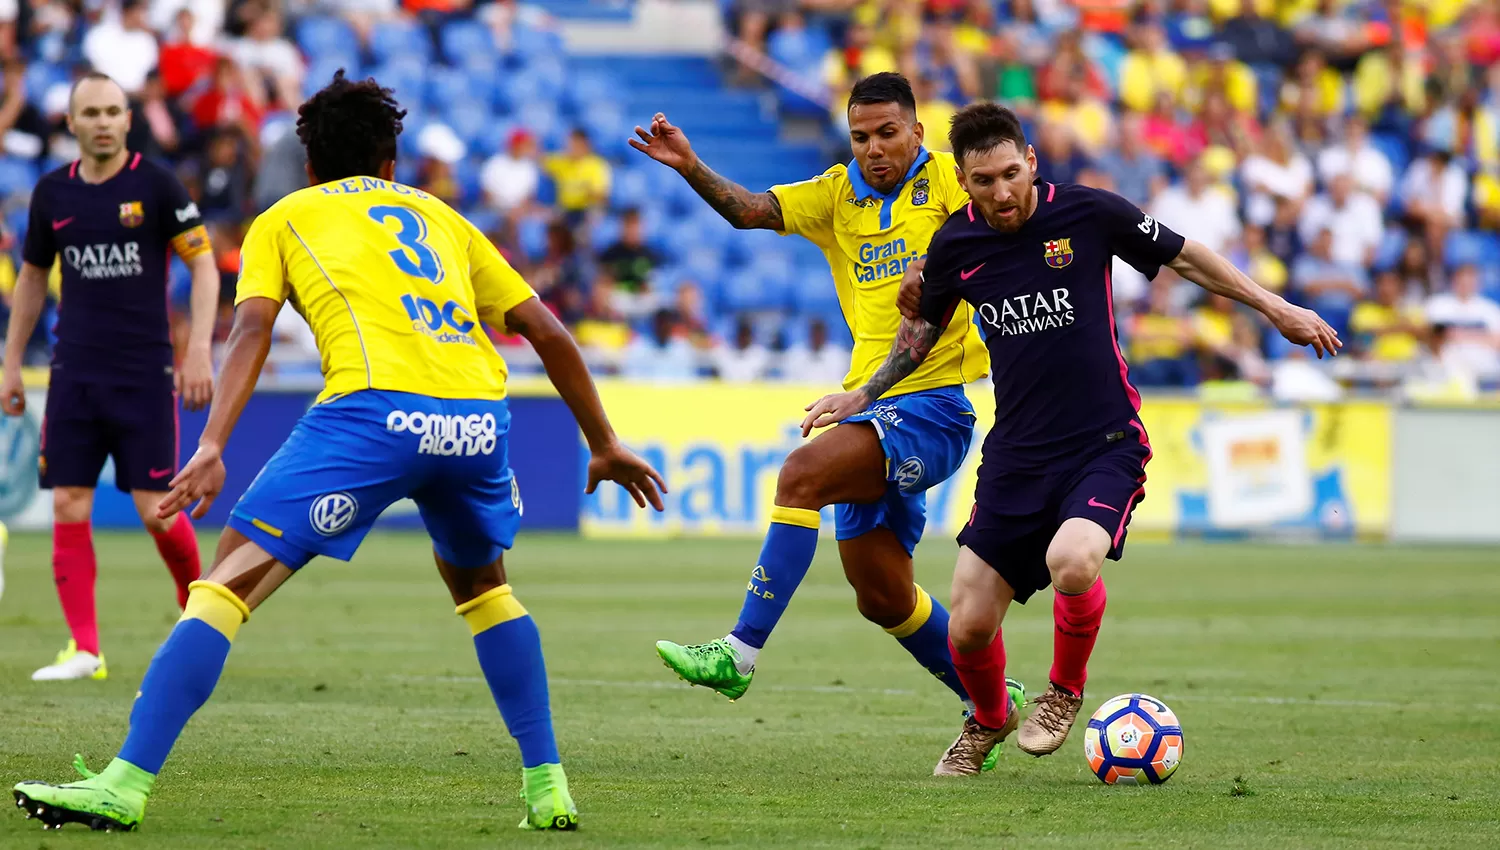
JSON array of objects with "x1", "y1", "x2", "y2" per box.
[
  {"x1": 859, "y1": 317, "x2": 944, "y2": 403},
  {"x1": 681, "y1": 159, "x2": 784, "y2": 230}
]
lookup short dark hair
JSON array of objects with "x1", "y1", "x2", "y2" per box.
[
  {"x1": 68, "y1": 71, "x2": 124, "y2": 111},
  {"x1": 847, "y1": 72, "x2": 917, "y2": 117},
  {"x1": 948, "y1": 102, "x2": 1028, "y2": 167},
  {"x1": 296, "y1": 69, "x2": 406, "y2": 183}
]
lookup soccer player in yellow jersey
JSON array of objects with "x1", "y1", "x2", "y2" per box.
[
  {"x1": 12, "y1": 71, "x2": 664, "y2": 834},
  {"x1": 635, "y1": 73, "x2": 1022, "y2": 726}
]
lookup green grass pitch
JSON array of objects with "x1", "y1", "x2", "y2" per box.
[{"x1": 1, "y1": 531, "x2": 1498, "y2": 848}]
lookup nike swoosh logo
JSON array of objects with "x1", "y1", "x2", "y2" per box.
[
  {"x1": 960, "y1": 263, "x2": 986, "y2": 280},
  {"x1": 1087, "y1": 497, "x2": 1120, "y2": 513},
  {"x1": 52, "y1": 217, "x2": 74, "y2": 230},
  {"x1": 148, "y1": 467, "x2": 173, "y2": 479}
]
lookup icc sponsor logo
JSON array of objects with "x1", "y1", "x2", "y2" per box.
[
  {"x1": 978, "y1": 288, "x2": 1075, "y2": 336},
  {"x1": 1043, "y1": 237, "x2": 1074, "y2": 269},
  {"x1": 399, "y1": 294, "x2": 477, "y2": 346},
  {"x1": 386, "y1": 410, "x2": 498, "y2": 457},
  {"x1": 310, "y1": 492, "x2": 358, "y2": 536},
  {"x1": 894, "y1": 457, "x2": 925, "y2": 492},
  {"x1": 118, "y1": 201, "x2": 144, "y2": 228}
]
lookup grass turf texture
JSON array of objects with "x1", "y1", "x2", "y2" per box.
[{"x1": 1, "y1": 531, "x2": 1498, "y2": 849}]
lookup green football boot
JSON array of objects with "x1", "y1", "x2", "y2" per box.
[
  {"x1": 13, "y1": 755, "x2": 153, "y2": 832},
  {"x1": 518, "y1": 763, "x2": 577, "y2": 831},
  {"x1": 655, "y1": 639, "x2": 753, "y2": 700},
  {"x1": 979, "y1": 677, "x2": 1028, "y2": 773}
]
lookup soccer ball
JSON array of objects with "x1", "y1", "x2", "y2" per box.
[{"x1": 1082, "y1": 693, "x2": 1183, "y2": 785}]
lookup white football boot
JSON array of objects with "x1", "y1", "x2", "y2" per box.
[{"x1": 32, "y1": 640, "x2": 108, "y2": 681}]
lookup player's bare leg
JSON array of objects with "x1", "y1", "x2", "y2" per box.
[
  {"x1": 131, "y1": 490, "x2": 203, "y2": 609},
  {"x1": 935, "y1": 547, "x2": 1019, "y2": 776},
  {"x1": 33, "y1": 486, "x2": 105, "y2": 681},
  {"x1": 14, "y1": 531, "x2": 283, "y2": 831},
  {"x1": 1017, "y1": 518, "x2": 1110, "y2": 757},
  {"x1": 436, "y1": 554, "x2": 576, "y2": 831},
  {"x1": 656, "y1": 422, "x2": 885, "y2": 698}
]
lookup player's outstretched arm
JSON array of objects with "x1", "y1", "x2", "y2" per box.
[
  {"x1": 629, "y1": 113, "x2": 784, "y2": 231},
  {"x1": 504, "y1": 297, "x2": 668, "y2": 511},
  {"x1": 0, "y1": 262, "x2": 50, "y2": 415},
  {"x1": 1166, "y1": 239, "x2": 1343, "y2": 359},
  {"x1": 157, "y1": 297, "x2": 278, "y2": 520},
  {"x1": 800, "y1": 315, "x2": 945, "y2": 436},
  {"x1": 179, "y1": 250, "x2": 221, "y2": 411}
]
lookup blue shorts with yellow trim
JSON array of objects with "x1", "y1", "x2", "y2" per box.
[
  {"x1": 228, "y1": 390, "x2": 521, "y2": 570},
  {"x1": 835, "y1": 385, "x2": 975, "y2": 554}
]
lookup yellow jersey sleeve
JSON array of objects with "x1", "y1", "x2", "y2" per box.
[
  {"x1": 235, "y1": 211, "x2": 290, "y2": 306},
  {"x1": 461, "y1": 214, "x2": 537, "y2": 326},
  {"x1": 770, "y1": 166, "x2": 842, "y2": 247}
]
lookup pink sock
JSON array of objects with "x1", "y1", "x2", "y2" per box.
[
  {"x1": 950, "y1": 632, "x2": 1011, "y2": 729},
  {"x1": 53, "y1": 521, "x2": 100, "y2": 656},
  {"x1": 1050, "y1": 578, "x2": 1107, "y2": 695},
  {"x1": 151, "y1": 513, "x2": 201, "y2": 609}
]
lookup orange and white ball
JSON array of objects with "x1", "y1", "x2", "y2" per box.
[{"x1": 1082, "y1": 693, "x2": 1183, "y2": 785}]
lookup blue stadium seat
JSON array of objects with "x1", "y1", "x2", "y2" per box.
[
  {"x1": 1443, "y1": 229, "x2": 1486, "y2": 269},
  {"x1": 610, "y1": 167, "x2": 651, "y2": 210},
  {"x1": 721, "y1": 270, "x2": 782, "y2": 313},
  {"x1": 369, "y1": 59, "x2": 427, "y2": 110},
  {"x1": 517, "y1": 216, "x2": 550, "y2": 262},
  {"x1": 1369, "y1": 132, "x2": 1410, "y2": 177},
  {"x1": 23, "y1": 63, "x2": 68, "y2": 105},
  {"x1": 681, "y1": 245, "x2": 725, "y2": 282},
  {"x1": 296, "y1": 16, "x2": 359, "y2": 60},
  {"x1": 790, "y1": 270, "x2": 840, "y2": 315},
  {"x1": 370, "y1": 20, "x2": 431, "y2": 65},
  {"x1": 440, "y1": 19, "x2": 498, "y2": 66},
  {"x1": 0, "y1": 159, "x2": 39, "y2": 197},
  {"x1": 305, "y1": 58, "x2": 361, "y2": 98}
]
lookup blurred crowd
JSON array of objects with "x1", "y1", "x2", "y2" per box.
[
  {"x1": 750, "y1": 0, "x2": 1500, "y2": 399},
  {"x1": 0, "y1": 0, "x2": 1497, "y2": 398}
]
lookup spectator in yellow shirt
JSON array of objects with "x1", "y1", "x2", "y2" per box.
[
  {"x1": 1185, "y1": 42, "x2": 1258, "y2": 116},
  {"x1": 1129, "y1": 277, "x2": 1198, "y2": 387},
  {"x1": 823, "y1": 21, "x2": 899, "y2": 102},
  {"x1": 1280, "y1": 49, "x2": 1345, "y2": 118},
  {"x1": 1039, "y1": 70, "x2": 1115, "y2": 155},
  {"x1": 913, "y1": 75, "x2": 958, "y2": 152},
  {"x1": 1353, "y1": 39, "x2": 1427, "y2": 118},
  {"x1": 1118, "y1": 22, "x2": 1188, "y2": 114},
  {"x1": 544, "y1": 128, "x2": 613, "y2": 223},
  {"x1": 1351, "y1": 269, "x2": 1427, "y2": 367}
]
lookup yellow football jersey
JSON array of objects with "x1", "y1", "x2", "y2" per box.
[
  {"x1": 237, "y1": 177, "x2": 535, "y2": 403},
  {"x1": 770, "y1": 148, "x2": 988, "y2": 396}
]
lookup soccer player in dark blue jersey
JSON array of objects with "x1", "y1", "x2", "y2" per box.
[
  {"x1": 0, "y1": 72, "x2": 221, "y2": 682},
  {"x1": 803, "y1": 102, "x2": 1340, "y2": 775}
]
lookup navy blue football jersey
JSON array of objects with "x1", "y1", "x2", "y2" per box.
[
  {"x1": 919, "y1": 181, "x2": 1186, "y2": 469},
  {"x1": 23, "y1": 152, "x2": 209, "y2": 384}
]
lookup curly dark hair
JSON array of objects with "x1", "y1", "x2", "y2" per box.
[{"x1": 296, "y1": 69, "x2": 407, "y2": 183}]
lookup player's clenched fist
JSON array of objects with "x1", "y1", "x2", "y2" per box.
[
  {"x1": 897, "y1": 257, "x2": 926, "y2": 320},
  {"x1": 586, "y1": 440, "x2": 669, "y2": 511},
  {"x1": 629, "y1": 113, "x2": 697, "y2": 172},
  {"x1": 801, "y1": 390, "x2": 873, "y2": 437},
  {"x1": 0, "y1": 370, "x2": 25, "y2": 416}
]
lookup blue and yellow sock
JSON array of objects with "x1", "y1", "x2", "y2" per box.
[
  {"x1": 115, "y1": 581, "x2": 249, "y2": 777},
  {"x1": 459, "y1": 585, "x2": 559, "y2": 768},
  {"x1": 730, "y1": 506, "x2": 820, "y2": 650},
  {"x1": 886, "y1": 585, "x2": 971, "y2": 703}
]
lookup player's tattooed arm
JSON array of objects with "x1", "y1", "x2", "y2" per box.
[
  {"x1": 799, "y1": 315, "x2": 943, "y2": 437},
  {"x1": 679, "y1": 158, "x2": 785, "y2": 231},
  {"x1": 859, "y1": 316, "x2": 944, "y2": 403}
]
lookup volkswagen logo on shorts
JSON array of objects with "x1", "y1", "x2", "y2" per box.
[
  {"x1": 310, "y1": 492, "x2": 358, "y2": 536},
  {"x1": 894, "y1": 457, "x2": 925, "y2": 492}
]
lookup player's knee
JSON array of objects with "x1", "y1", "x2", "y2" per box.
[
  {"x1": 947, "y1": 607, "x2": 997, "y2": 655},
  {"x1": 774, "y1": 445, "x2": 828, "y2": 509},
  {"x1": 1046, "y1": 543, "x2": 1102, "y2": 594},
  {"x1": 851, "y1": 581, "x2": 913, "y2": 630},
  {"x1": 140, "y1": 512, "x2": 174, "y2": 536},
  {"x1": 52, "y1": 488, "x2": 92, "y2": 524}
]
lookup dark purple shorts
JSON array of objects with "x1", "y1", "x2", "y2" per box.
[
  {"x1": 40, "y1": 376, "x2": 179, "y2": 493},
  {"x1": 957, "y1": 421, "x2": 1151, "y2": 604}
]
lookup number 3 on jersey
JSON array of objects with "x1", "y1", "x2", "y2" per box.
[{"x1": 369, "y1": 205, "x2": 445, "y2": 284}]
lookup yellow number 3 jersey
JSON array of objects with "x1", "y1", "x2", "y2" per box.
[
  {"x1": 770, "y1": 147, "x2": 989, "y2": 396},
  {"x1": 237, "y1": 177, "x2": 536, "y2": 403}
]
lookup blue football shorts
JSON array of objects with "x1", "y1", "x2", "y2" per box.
[
  {"x1": 835, "y1": 385, "x2": 976, "y2": 555},
  {"x1": 228, "y1": 390, "x2": 522, "y2": 570}
]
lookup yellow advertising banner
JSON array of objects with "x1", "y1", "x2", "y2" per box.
[{"x1": 579, "y1": 382, "x2": 1391, "y2": 540}]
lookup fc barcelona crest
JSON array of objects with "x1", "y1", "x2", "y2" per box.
[
  {"x1": 119, "y1": 201, "x2": 144, "y2": 228},
  {"x1": 911, "y1": 177, "x2": 930, "y2": 206},
  {"x1": 1044, "y1": 237, "x2": 1073, "y2": 269}
]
